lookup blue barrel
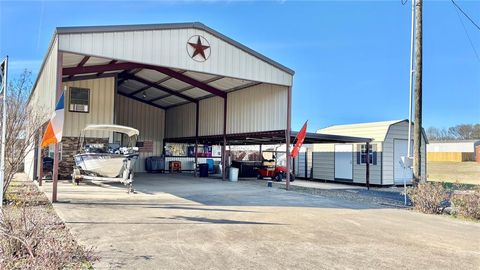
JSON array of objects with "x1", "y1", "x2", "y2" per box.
[{"x1": 199, "y1": 163, "x2": 209, "y2": 177}]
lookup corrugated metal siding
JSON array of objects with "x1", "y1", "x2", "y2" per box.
[
  {"x1": 165, "y1": 83, "x2": 287, "y2": 138},
  {"x1": 382, "y1": 121, "x2": 427, "y2": 184},
  {"x1": 24, "y1": 141, "x2": 36, "y2": 180},
  {"x1": 199, "y1": 96, "x2": 223, "y2": 136},
  {"x1": 227, "y1": 84, "x2": 287, "y2": 134},
  {"x1": 165, "y1": 103, "x2": 196, "y2": 138},
  {"x1": 62, "y1": 77, "x2": 115, "y2": 137},
  {"x1": 312, "y1": 145, "x2": 335, "y2": 181},
  {"x1": 25, "y1": 38, "x2": 58, "y2": 179},
  {"x1": 58, "y1": 29, "x2": 292, "y2": 86},
  {"x1": 318, "y1": 120, "x2": 402, "y2": 142},
  {"x1": 115, "y1": 95, "x2": 165, "y2": 172},
  {"x1": 296, "y1": 152, "x2": 307, "y2": 178},
  {"x1": 29, "y1": 37, "x2": 58, "y2": 118}
]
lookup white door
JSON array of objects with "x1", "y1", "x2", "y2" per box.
[
  {"x1": 335, "y1": 144, "x2": 353, "y2": 180},
  {"x1": 394, "y1": 139, "x2": 413, "y2": 185}
]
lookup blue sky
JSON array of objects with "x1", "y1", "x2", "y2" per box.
[{"x1": 1, "y1": 0, "x2": 479, "y2": 132}]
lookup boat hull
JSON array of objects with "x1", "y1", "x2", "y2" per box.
[{"x1": 74, "y1": 153, "x2": 138, "y2": 178}]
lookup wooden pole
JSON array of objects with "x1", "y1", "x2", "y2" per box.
[{"x1": 413, "y1": 0, "x2": 423, "y2": 185}]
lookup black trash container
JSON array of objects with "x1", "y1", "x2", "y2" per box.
[{"x1": 199, "y1": 163, "x2": 209, "y2": 177}]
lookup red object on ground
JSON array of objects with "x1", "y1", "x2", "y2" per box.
[
  {"x1": 291, "y1": 121, "x2": 308, "y2": 158},
  {"x1": 476, "y1": 145, "x2": 480, "y2": 163}
]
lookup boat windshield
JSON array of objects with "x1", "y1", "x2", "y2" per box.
[{"x1": 77, "y1": 125, "x2": 139, "y2": 155}]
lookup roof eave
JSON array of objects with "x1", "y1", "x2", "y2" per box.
[{"x1": 55, "y1": 22, "x2": 294, "y2": 76}]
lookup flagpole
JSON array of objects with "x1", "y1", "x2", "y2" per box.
[{"x1": 0, "y1": 56, "x2": 8, "y2": 207}]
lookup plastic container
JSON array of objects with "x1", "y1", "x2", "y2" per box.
[
  {"x1": 199, "y1": 163, "x2": 209, "y2": 177},
  {"x1": 229, "y1": 167, "x2": 239, "y2": 182}
]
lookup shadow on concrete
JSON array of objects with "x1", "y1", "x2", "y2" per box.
[
  {"x1": 144, "y1": 205, "x2": 259, "y2": 213},
  {"x1": 65, "y1": 173, "x2": 406, "y2": 210},
  {"x1": 155, "y1": 216, "x2": 285, "y2": 225}
]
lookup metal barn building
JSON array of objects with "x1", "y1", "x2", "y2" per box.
[
  {"x1": 300, "y1": 120, "x2": 428, "y2": 185},
  {"x1": 23, "y1": 22, "x2": 380, "y2": 202},
  {"x1": 23, "y1": 22, "x2": 298, "y2": 189}
]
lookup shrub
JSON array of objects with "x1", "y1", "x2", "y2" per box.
[
  {"x1": 451, "y1": 189, "x2": 480, "y2": 220},
  {"x1": 0, "y1": 179, "x2": 97, "y2": 269},
  {"x1": 407, "y1": 182, "x2": 449, "y2": 214}
]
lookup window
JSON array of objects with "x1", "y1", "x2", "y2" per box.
[
  {"x1": 360, "y1": 144, "x2": 374, "y2": 164},
  {"x1": 69, "y1": 87, "x2": 90, "y2": 112}
]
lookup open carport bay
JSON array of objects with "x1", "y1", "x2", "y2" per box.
[{"x1": 39, "y1": 174, "x2": 479, "y2": 270}]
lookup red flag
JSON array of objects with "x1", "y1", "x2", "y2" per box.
[{"x1": 291, "y1": 121, "x2": 308, "y2": 158}]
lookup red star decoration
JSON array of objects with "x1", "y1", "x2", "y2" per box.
[{"x1": 188, "y1": 36, "x2": 210, "y2": 60}]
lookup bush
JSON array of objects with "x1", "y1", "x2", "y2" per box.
[
  {"x1": 407, "y1": 182, "x2": 449, "y2": 214},
  {"x1": 0, "y1": 178, "x2": 97, "y2": 269},
  {"x1": 451, "y1": 189, "x2": 480, "y2": 220}
]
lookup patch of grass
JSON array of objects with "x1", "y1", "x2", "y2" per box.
[{"x1": 428, "y1": 161, "x2": 480, "y2": 185}]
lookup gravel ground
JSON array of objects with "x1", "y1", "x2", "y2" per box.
[{"x1": 244, "y1": 179, "x2": 412, "y2": 208}]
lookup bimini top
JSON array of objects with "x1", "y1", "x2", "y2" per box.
[{"x1": 83, "y1": 124, "x2": 139, "y2": 137}]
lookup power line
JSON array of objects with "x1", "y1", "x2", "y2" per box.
[
  {"x1": 451, "y1": 0, "x2": 480, "y2": 32},
  {"x1": 452, "y1": 0, "x2": 480, "y2": 62}
]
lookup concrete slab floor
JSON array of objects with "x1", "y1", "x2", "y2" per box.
[{"x1": 37, "y1": 173, "x2": 480, "y2": 270}]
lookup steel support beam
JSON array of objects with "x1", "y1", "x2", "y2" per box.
[
  {"x1": 52, "y1": 52, "x2": 63, "y2": 203},
  {"x1": 63, "y1": 73, "x2": 116, "y2": 82},
  {"x1": 149, "y1": 75, "x2": 225, "y2": 103},
  {"x1": 366, "y1": 142, "x2": 370, "y2": 190},
  {"x1": 194, "y1": 102, "x2": 199, "y2": 177},
  {"x1": 285, "y1": 86, "x2": 292, "y2": 190},
  {"x1": 37, "y1": 129, "x2": 44, "y2": 186},
  {"x1": 122, "y1": 74, "x2": 197, "y2": 103},
  {"x1": 68, "y1": 56, "x2": 90, "y2": 80},
  {"x1": 222, "y1": 97, "x2": 227, "y2": 181},
  {"x1": 131, "y1": 76, "x2": 174, "y2": 98},
  {"x1": 62, "y1": 62, "x2": 226, "y2": 98},
  {"x1": 96, "y1": 60, "x2": 117, "y2": 77},
  {"x1": 150, "y1": 66, "x2": 226, "y2": 98},
  {"x1": 117, "y1": 92, "x2": 167, "y2": 110},
  {"x1": 63, "y1": 62, "x2": 143, "y2": 75}
]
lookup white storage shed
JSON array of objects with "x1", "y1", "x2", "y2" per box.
[{"x1": 306, "y1": 120, "x2": 428, "y2": 185}]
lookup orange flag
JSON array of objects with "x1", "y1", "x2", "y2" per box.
[{"x1": 291, "y1": 121, "x2": 308, "y2": 158}]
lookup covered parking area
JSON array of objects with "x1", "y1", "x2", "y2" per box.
[
  {"x1": 164, "y1": 130, "x2": 373, "y2": 188},
  {"x1": 26, "y1": 22, "x2": 297, "y2": 202},
  {"x1": 25, "y1": 22, "x2": 373, "y2": 203}
]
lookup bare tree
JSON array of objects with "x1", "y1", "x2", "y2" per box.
[
  {"x1": 1, "y1": 70, "x2": 47, "y2": 195},
  {"x1": 427, "y1": 124, "x2": 480, "y2": 141}
]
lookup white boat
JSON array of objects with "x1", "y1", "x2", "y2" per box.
[{"x1": 72, "y1": 124, "x2": 140, "y2": 192}]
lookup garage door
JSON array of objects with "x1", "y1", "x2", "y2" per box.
[
  {"x1": 394, "y1": 139, "x2": 413, "y2": 185},
  {"x1": 335, "y1": 144, "x2": 353, "y2": 180}
]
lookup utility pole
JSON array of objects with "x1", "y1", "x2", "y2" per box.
[{"x1": 413, "y1": 0, "x2": 423, "y2": 185}]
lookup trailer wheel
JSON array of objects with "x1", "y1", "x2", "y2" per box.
[
  {"x1": 290, "y1": 173, "x2": 295, "y2": 182},
  {"x1": 274, "y1": 173, "x2": 283, "y2": 182},
  {"x1": 257, "y1": 173, "x2": 263, "y2": 180}
]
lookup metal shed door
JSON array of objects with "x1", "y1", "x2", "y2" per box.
[
  {"x1": 335, "y1": 144, "x2": 353, "y2": 180},
  {"x1": 394, "y1": 139, "x2": 413, "y2": 185}
]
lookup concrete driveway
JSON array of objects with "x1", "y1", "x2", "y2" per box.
[{"x1": 40, "y1": 174, "x2": 480, "y2": 270}]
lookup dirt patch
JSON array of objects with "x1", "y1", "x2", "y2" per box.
[
  {"x1": 1, "y1": 174, "x2": 97, "y2": 269},
  {"x1": 428, "y1": 161, "x2": 480, "y2": 185}
]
